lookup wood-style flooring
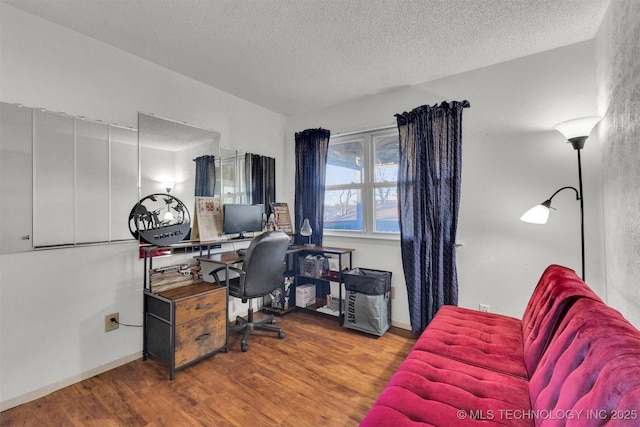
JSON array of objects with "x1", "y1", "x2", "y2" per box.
[{"x1": 1, "y1": 311, "x2": 416, "y2": 427}]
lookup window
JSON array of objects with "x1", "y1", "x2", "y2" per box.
[
  {"x1": 219, "y1": 151, "x2": 247, "y2": 204},
  {"x1": 324, "y1": 128, "x2": 399, "y2": 235}
]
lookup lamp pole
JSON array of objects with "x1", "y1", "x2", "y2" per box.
[
  {"x1": 567, "y1": 135, "x2": 587, "y2": 282},
  {"x1": 576, "y1": 148, "x2": 585, "y2": 281}
]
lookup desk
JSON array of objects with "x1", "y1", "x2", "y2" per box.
[
  {"x1": 140, "y1": 238, "x2": 254, "y2": 291},
  {"x1": 195, "y1": 251, "x2": 244, "y2": 302},
  {"x1": 292, "y1": 246, "x2": 354, "y2": 325},
  {"x1": 198, "y1": 245, "x2": 354, "y2": 325}
]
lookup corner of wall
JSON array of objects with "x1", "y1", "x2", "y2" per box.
[{"x1": 594, "y1": 0, "x2": 640, "y2": 328}]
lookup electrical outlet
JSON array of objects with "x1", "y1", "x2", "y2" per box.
[
  {"x1": 479, "y1": 304, "x2": 490, "y2": 313},
  {"x1": 391, "y1": 286, "x2": 396, "y2": 299},
  {"x1": 105, "y1": 312, "x2": 119, "y2": 332}
]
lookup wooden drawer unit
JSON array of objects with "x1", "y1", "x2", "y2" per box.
[
  {"x1": 144, "y1": 282, "x2": 228, "y2": 379},
  {"x1": 174, "y1": 287, "x2": 226, "y2": 324}
]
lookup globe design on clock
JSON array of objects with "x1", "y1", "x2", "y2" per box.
[{"x1": 129, "y1": 193, "x2": 191, "y2": 245}]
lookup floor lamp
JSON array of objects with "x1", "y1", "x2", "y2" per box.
[{"x1": 520, "y1": 116, "x2": 601, "y2": 281}]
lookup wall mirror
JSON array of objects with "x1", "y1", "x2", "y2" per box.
[
  {"x1": 0, "y1": 102, "x2": 138, "y2": 254},
  {"x1": 137, "y1": 113, "x2": 221, "y2": 242},
  {"x1": 0, "y1": 103, "x2": 33, "y2": 253}
]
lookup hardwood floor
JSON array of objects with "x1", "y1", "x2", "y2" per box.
[{"x1": 1, "y1": 311, "x2": 416, "y2": 427}]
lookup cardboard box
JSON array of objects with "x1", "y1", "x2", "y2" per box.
[{"x1": 296, "y1": 284, "x2": 316, "y2": 308}]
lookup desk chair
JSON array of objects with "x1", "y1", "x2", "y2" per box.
[{"x1": 210, "y1": 231, "x2": 290, "y2": 352}]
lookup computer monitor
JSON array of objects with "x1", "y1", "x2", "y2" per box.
[{"x1": 222, "y1": 204, "x2": 265, "y2": 239}]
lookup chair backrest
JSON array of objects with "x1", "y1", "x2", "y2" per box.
[{"x1": 240, "y1": 231, "x2": 290, "y2": 299}]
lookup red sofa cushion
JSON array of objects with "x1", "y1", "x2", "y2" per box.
[
  {"x1": 521, "y1": 265, "x2": 602, "y2": 377},
  {"x1": 529, "y1": 298, "x2": 640, "y2": 426},
  {"x1": 360, "y1": 349, "x2": 533, "y2": 427},
  {"x1": 414, "y1": 305, "x2": 527, "y2": 377}
]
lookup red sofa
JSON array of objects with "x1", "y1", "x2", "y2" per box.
[{"x1": 360, "y1": 265, "x2": 640, "y2": 426}]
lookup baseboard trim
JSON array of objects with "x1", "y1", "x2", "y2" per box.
[
  {"x1": 0, "y1": 352, "x2": 141, "y2": 412},
  {"x1": 391, "y1": 320, "x2": 411, "y2": 330}
]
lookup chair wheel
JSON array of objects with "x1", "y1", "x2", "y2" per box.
[
  {"x1": 241, "y1": 343, "x2": 249, "y2": 352},
  {"x1": 278, "y1": 331, "x2": 285, "y2": 339}
]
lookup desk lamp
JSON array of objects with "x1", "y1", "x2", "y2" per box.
[{"x1": 300, "y1": 218, "x2": 313, "y2": 246}]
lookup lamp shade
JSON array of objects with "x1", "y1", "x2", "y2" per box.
[
  {"x1": 520, "y1": 200, "x2": 552, "y2": 224},
  {"x1": 300, "y1": 218, "x2": 312, "y2": 236},
  {"x1": 553, "y1": 116, "x2": 601, "y2": 140},
  {"x1": 162, "y1": 182, "x2": 175, "y2": 193},
  {"x1": 300, "y1": 218, "x2": 313, "y2": 246}
]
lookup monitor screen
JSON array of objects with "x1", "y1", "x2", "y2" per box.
[{"x1": 223, "y1": 204, "x2": 265, "y2": 239}]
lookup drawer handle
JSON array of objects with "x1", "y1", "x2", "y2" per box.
[
  {"x1": 195, "y1": 303, "x2": 212, "y2": 310},
  {"x1": 195, "y1": 333, "x2": 211, "y2": 342}
]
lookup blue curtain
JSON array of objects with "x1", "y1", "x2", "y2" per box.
[
  {"x1": 193, "y1": 155, "x2": 216, "y2": 197},
  {"x1": 396, "y1": 100, "x2": 470, "y2": 333},
  {"x1": 294, "y1": 128, "x2": 330, "y2": 246},
  {"x1": 245, "y1": 153, "x2": 276, "y2": 214}
]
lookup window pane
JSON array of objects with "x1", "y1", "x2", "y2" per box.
[
  {"x1": 374, "y1": 186, "x2": 399, "y2": 233},
  {"x1": 238, "y1": 156, "x2": 246, "y2": 194},
  {"x1": 374, "y1": 134, "x2": 399, "y2": 183},
  {"x1": 324, "y1": 188, "x2": 362, "y2": 231},
  {"x1": 326, "y1": 139, "x2": 364, "y2": 185},
  {"x1": 220, "y1": 159, "x2": 235, "y2": 196}
]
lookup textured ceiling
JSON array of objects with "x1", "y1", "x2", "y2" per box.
[{"x1": 2, "y1": 0, "x2": 610, "y2": 115}]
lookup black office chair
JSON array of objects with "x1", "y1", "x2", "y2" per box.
[{"x1": 210, "y1": 231, "x2": 290, "y2": 352}]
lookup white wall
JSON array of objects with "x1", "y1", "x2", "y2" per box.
[
  {"x1": 596, "y1": 0, "x2": 640, "y2": 328},
  {"x1": 0, "y1": 4, "x2": 286, "y2": 409},
  {"x1": 286, "y1": 41, "x2": 605, "y2": 326}
]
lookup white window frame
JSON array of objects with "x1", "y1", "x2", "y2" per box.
[
  {"x1": 220, "y1": 153, "x2": 247, "y2": 204},
  {"x1": 324, "y1": 127, "x2": 399, "y2": 239}
]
